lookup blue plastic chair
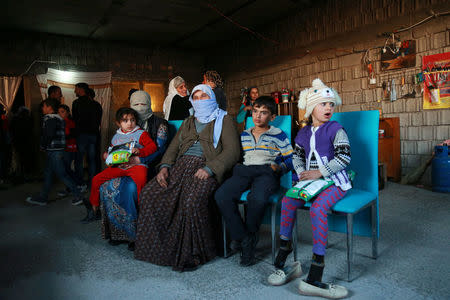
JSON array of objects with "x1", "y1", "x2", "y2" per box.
[
  {"x1": 168, "y1": 120, "x2": 183, "y2": 141},
  {"x1": 222, "y1": 115, "x2": 292, "y2": 263},
  {"x1": 291, "y1": 110, "x2": 379, "y2": 282}
]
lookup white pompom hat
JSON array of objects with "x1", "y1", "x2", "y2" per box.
[{"x1": 298, "y1": 78, "x2": 342, "y2": 118}]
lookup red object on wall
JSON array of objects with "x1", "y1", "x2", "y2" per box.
[{"x1": 271, "y1": 91, "x2": 281, "y2": 104}]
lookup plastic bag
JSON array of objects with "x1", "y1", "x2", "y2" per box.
[
  {"x1": 105, "y1": 141, "x2": 135, "y2": 166},
  {"x1": 286, "y1": 170, "x2": 355, "y2": 202}
]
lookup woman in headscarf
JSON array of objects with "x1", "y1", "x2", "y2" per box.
[
  {"x1": 203, "y1": 70, "x2": 227, "y2": 111},
  {"x1": 135, "y1": 84, "x2": 240, "y2": 271},
  {"x1": 163, "y1": 76, "x2": 192, "y2": 120},
  {"x1": 130, "y1": 91, "x2": 169, "y2": 176},
  {"x1": 97, "y1": 91, "x2": 169, "y2": 250}
]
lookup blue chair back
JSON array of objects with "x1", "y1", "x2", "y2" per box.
[
  {"x1": 245, "y1": 115, "x2": 292, "y2": 190},
  {"x1": 168, "y1": 120, "x2": 183, "y2": 142},
  {"x1": 330, "y1": 111, "x2": 379, "y2": 195},
  {"x1": 329, "y1": 110, "x2": 379, "y2": 236}
]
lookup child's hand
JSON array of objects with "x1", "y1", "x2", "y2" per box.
[
  {"x1": 270, "y1": 164, "x2": 281, "y2": 173},
  {"x1": 299, "y1": 170, "x2": 322, "y2": 181},
  {"x1": 132, "y1": 148, "x2": 140, "y2": 155},
  {"x1": 128, "y1": 156, "x2": 140, "y2": 165}
]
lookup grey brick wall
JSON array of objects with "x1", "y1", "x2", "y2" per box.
[{"x1": 213, "y1": 0, "x2": 450, "y2": 185}]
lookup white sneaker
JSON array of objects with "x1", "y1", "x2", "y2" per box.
[
  {"x1": 268, "y1": 261, "x2": 302, "y2": 286},
  {"x1": 298, "y1": 280, "x2": 348, "y2": 299}
]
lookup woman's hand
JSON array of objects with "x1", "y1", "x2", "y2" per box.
[
  {"x1": 92, "y1": 205, "x2": 98, "y2": 213},
  {"x1": 243, "y1": 105, "x2": 252, "y2": 111},
  {"x1": 103, "y1": 152, "x2": 108, "y2": 160},
  {"x1": 194, "y1": 168, "x2": 210, "y2": 180},
  {"x1": 156, "y1": 167, "x2": 169, "y2": 188},
  {"x1": 132, "y1": 148, "x2": 140, "y2": 155},
  {"x1": 299, "y1": 170, "x2": 322, "y2": 181}
]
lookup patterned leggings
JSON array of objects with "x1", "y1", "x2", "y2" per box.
[{"x1": 279, "y1": 185, "x2": 346, "y2": 256}]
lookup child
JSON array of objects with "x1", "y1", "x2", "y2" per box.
[
  {"x1": 57, "y1": 104, "x2": 83, "y2": 197},
  {"x1": 203, "y1": 70, "x2": 227, "y2": 111},
  {"x1": 267, "y1": 79, "x2": 351, "y2": 299},
  {"x1": 82, "y1": 107, "x2": 157, "y2": 222},
  {"x1": 215, "y1": 96, "x2": 294, "y2": 266},
  {"x1": 26, "y1": 98, "x2": 84, "y2": 206}
]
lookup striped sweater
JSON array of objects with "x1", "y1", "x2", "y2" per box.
[{"x1": 241, "y1": 126, "x2": 294, "y2": 173}]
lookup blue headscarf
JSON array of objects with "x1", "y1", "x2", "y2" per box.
[{"x1": 189, "y1": 84, "x2": 227, "y2": 148}]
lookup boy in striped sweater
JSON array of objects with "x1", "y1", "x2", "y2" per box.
[{"x1": 215, "y1": 96, "x2": 293, "y2": 266}]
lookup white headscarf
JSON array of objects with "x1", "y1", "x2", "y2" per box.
[
  {"x1": 163, "y1": 76, "x2": 189, "y2": 120},
  {"x1": 189, "y1": 84, "x2": 227, "y2": 148},
  {"x1": 130, "y1": 90, "x2": 152, "y2": 131}
]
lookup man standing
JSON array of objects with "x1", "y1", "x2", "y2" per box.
[{"x1": 72, "y1": 82, "x2": 102, "y2": 188}]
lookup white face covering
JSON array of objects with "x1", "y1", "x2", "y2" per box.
[{"x1": 130, "y1": 91, "x2": 152, "y2": 130}]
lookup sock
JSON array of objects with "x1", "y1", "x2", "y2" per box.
[
  {"x1": 306, "y1": 253, "x2": 325, "y2": 284},
  {"x1": 274, "y1": 239, "x2": 292, "y2": 269}
]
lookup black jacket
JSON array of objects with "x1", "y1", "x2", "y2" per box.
[{"x1": 72, "y1": 96, "x2": 103, "y2": 135}]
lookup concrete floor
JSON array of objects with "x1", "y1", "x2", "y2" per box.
[{"x1": 1, "y1": 181, "x2": 449, "y2": 300}]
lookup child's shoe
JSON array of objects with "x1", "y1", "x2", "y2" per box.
[
  {"x1": 298, "y1": 280, "x2": 348, "y2": 299},
  {"x1": 26, "y1": 196, "x2": 47, "y2": 206},
  {"x1": 268, "y1": 261, "x2": 302, "y2": 286}
]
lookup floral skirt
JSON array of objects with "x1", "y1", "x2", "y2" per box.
[
  {"x1": 134, "y1": 155, "x2": 218, "y2": 271},
  {"x1": 100, "y1": 176, "x2": 138, "y2": 242}
]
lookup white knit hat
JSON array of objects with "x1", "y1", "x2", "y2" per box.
[{"x1": 298, "y1": 78, "x2": 342, "y2": 118}]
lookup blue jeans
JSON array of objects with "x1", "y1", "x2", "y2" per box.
[
  {"x1": 63, "y1": 151, "x2": 81, "y2": 186},
  {"x1": 40, "y1": 150, "x2": 80, "y2": 200},
  {"x1": 75, "y1": 133, "x2": 98, "y2": 185}
]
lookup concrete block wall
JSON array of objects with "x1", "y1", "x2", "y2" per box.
[
  {"x1": 214, "y1": 0, "x2": 450, "y2": 186},
  {"x1": 0, "y1": 31, "x2": 204, "y2": 85}
]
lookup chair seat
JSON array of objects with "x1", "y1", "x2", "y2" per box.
[
  {"x1": 302, "y1": 188, "x2": 377, "y2": 214},
  {"x1": 240, "y1": 188, "x2": 287, "y2": 204}
]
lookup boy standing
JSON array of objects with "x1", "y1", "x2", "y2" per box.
[
  {"x1": 26, "y1": 98, "x2": 84, "y2": 206},
  {"x1": 215, "y1": 96, "x2": 294, "y2": 266}
]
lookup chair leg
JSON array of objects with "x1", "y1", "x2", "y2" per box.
[
  {"x1": 292, "y1": 217, "x2": 298, "y2": 262},
  {"x1": 271, "y1": 203, "x2": 276, "y2": 265},
  {"x1": 222, "y1": 216, "x2": 228, "y2": 258},
  {"x1": 346, "y1": 213, "x2": 354, "y2": 282},
  {"x1": 371, "y1": 202, "x2": 378, "y2": 259}
]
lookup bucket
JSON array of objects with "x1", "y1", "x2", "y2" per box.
[{"x1": 432, "y1": 145, "x2": 450, "y2": 193}]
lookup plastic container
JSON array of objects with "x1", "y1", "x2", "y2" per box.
[{"x1": 432, "y1": 145, "x2": 450, "y2": 193}]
